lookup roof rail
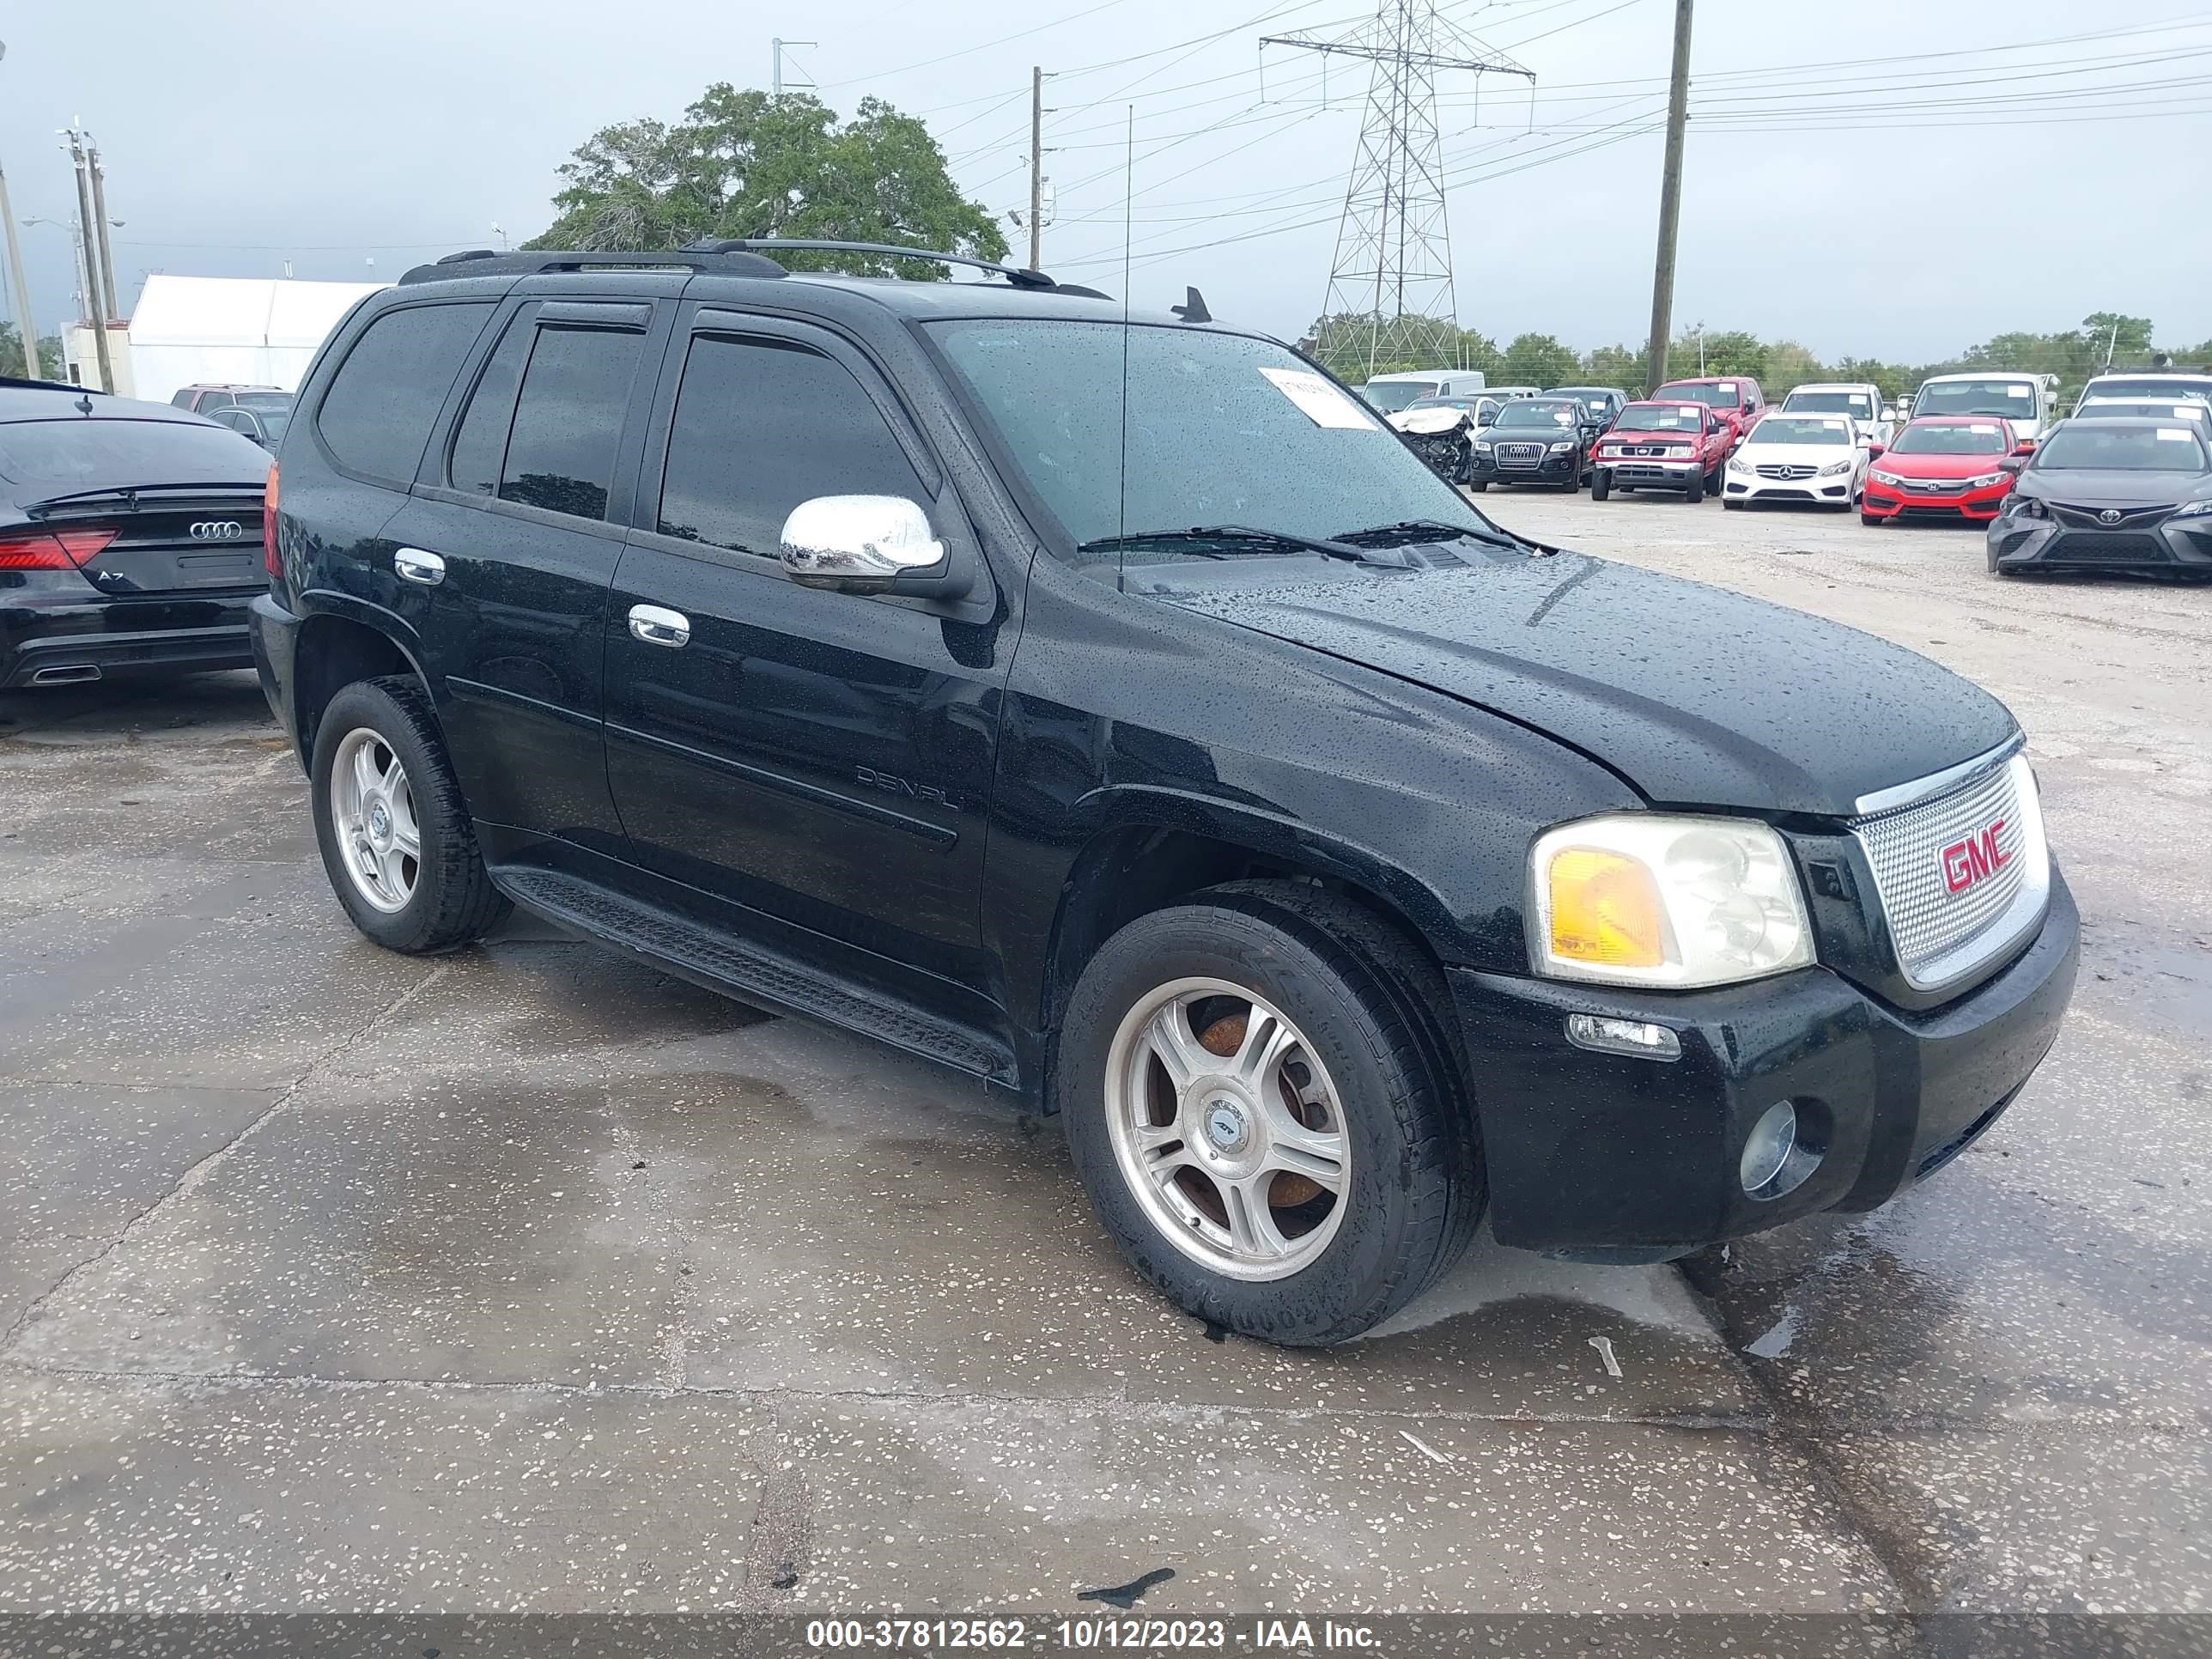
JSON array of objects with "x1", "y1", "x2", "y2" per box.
[
  {"x1": 398, "y1": 246, "x2": 789, "y2": 286},
  {"x1": 686, "y1": 238, "x2": 1060, "y2": 292}
]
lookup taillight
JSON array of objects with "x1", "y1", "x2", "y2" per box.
[
  {"x1": 0, "y1": 527, "x2": 120, "y2": 570},
  {"x1": 263, "y1": 461, "x2": 281, "y2": 578}
]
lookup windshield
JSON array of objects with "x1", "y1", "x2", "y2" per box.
[
  {"x1": 1747, "y1": 415, "x2": 1853, "y2": 447},
  {"x1": 1358, "y1": 380, "x2": 1440, "y2": 413},
  {"x1": 2033, "y1": 424, "x2": 2210, "y2": 471},
  {"x1": 2081, "y1": 400, "x2": 2210, "y2": 424},
  {"x1": 1917, "y1": 380, "x2": 2037, "y2": 420},
  {"x1": 1613, "y1": 404, "x2": 1704, "y2": 434},
  {"x1": 0, "y1": 417, "x2": 269, "y2": 490},
  {"x1": 2080, "y1": 378, "x2": 2212, "y2": 404},
  {"x1": 1656, "y1": 382, "x2": 1740, "y2": 408},
  {"x1": 1492, "y1": 400, "x2": 1578, "y2": 430},
  {"x1": 927, "y1": 320, "x2": 1492, "y2": 564},
  {"x1": 1784, "y1": 391, "x2": 1874, "y2": 418},
  {"x1": 1889, "y1": 422, "x2": 2008, "y2": 456}
]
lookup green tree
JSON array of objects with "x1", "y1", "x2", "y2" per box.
[
  {"x1": 1761, "y1": 340, "x2": 1826, "y2": 393},
  {"x1": 1580, "y1": 343, "x2": 1644, "y2": 390},
  {"x1": 527, "y1": 86, "x2": 1006, "y2": 276},
  {"x1": 2080, "y1": 311, "x2": 2154, "y2": 364},
  {"x1": 0, "y1": 322, "x2": 63, "y2": 380},
  {"x1": 1499, "y1": 331, "x2": 1578, "y2": 387}
]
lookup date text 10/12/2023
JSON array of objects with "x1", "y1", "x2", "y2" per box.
[{"x1": 803, "y1": 1617, "x2": 1382, "y2": 1650}]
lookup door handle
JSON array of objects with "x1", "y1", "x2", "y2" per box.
[
  {"x1": 393, "y1": 547, "x2": 446, "y2": 586},
  {"x1": 628, "y1": 603, "x2": 691, "y2": 648}
]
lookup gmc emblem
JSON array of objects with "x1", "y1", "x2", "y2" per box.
[{"x1": 1940, "y1": 819, "x2": 2009, "y2": 894}]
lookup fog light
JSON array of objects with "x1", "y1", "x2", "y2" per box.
[
  {"x1": 1740, "y1": 1100, "x2": 1798, "y2": 1193},
  {"x1": 1565, "y1": 1013, "x2": 1682, "y2": 1060}
]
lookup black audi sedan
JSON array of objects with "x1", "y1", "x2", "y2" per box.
[
  {"x1": 1466, "y1": 395, "x2": 1602, "y2": 491},
  {"x1": 0, "y1": 380, "x2": 271, "y2": 688},
  {"x1": 1987, "y1": 416, "x2": 2212, "y2": 579}
]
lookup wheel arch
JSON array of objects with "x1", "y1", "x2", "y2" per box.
[{"x1": 290, "y1": 599, "x2": 434, "y2": 770}]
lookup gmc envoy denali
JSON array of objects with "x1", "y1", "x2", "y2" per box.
[{"x1": 250, "y1": 241, "x2": 2078, "y2": 1345}]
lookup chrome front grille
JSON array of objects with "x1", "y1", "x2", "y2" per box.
[
  {"x1": 1850, "y1": 749, "x2": 2047, "y2": 992},
  {"x1": 1756, "y1": 463, "x2": 1816, "y2": 480}
]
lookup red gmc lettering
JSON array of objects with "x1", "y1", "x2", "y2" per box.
[{"x1": 1940, "y1": 818, "x2": 2009, "y2": 893}]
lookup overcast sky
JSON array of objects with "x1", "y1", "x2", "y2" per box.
[{"x1": 3, "y1": 0, "x2": 2207, "y2": 362}]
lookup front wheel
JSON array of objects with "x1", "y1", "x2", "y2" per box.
[
  {"x1": 310, "y1": 677, "x2": 510, "y2": 954},
  {"x1": 1058, "y1": 888, "x2": 1480, "y2": 1345},
  {"x1": 1590, "y1": 471, "x2": 1611, "y2": 501},
  {"x1": 1685, "y1": 471, "x2": 1705, "y2": 505},
  {"x1": 1862, "y1": 512, "x2": 1883, "y2": 526},
  {"x1": 1466, "y1": 479, "x2": 1489, "y2": 493}
]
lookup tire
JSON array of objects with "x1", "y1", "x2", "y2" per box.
[
  {"x1": 1722, "y1": 498, "x2": 1743, "y2": 511},
  {"x1": 1861, "y1": 513, "x2": 1882, "y2": 527},
  {"x1": 1590, "y1": 472, "x2": 1610, "y2": 501},
  {"x1": 310, "y1": 676, "x2": 510, "y2": 954},
  {"x1": 1056, "y1": 885, "x2": 1481, "y2": 1346},
  {"x1": 1684, "y1": 471, "x2": 1705, "y2": 505},
  {"x1": 1466, "y1": 479, "x2": 1488, "y2": 493}
]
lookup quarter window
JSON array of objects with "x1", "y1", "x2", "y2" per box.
[
  {"x1": 448, "y1": 312, "x2": 537, "y2": 496},
  {"x1": 316, "y1": 302, "x2": 494, "y2": 482},
  {"x1": 658, "y1": 333, "x2": 926, "y2": 556},
  {"x1": 497, "y1": 325, "x2": 647, "y2": 522}
]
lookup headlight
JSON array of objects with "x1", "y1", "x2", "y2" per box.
[
  {"x1": 1962, "y1": 472, "x2": 2007, "y2": 489},
  {"x1": 1817, "y1": 459, "x2": 1853, "y2": 477},
  {"x1": 1548, "y1": 440, "x2": 1575, "y2": 453},
  {"x1": 2172, "y1": 498, "x2": 2212, "y2": 519},
  {"x1": 1472, "y1": 441, "x2": 1492, "y2": 453},
  {"x1": 1528, "y1": 815, "x2": 1814, "y2": 989},
  {"x1": 2008, "y1": 494, "x2": 2048, "y2": 519},
  {"x1": 1727, "y1": 455, "x2": 1753, "y2": 475},
  {"x1": 1869, "y1": 468, "x2": 1906, "y2": 487},
  {"x1": 1665, "y1": 446, "x2": 1692, "y2": 459}
]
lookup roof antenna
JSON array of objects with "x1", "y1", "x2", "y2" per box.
[
  {"x1": 1172, "y1": 287, "x2": 1210, "y2": 325},
  {"x1": 1116, "y1": 105, "x2": 1133, "y2": 598}
]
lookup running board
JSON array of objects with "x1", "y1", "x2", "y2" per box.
[{"x1": 492, "y1": 866, "x2": 1013, "y2": 1083}]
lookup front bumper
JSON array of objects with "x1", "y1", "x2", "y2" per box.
[
  {"x1": 1470, "y1": 446, "x2": 1580, "y2": 484},
  {"x1": 1988, "y1": 510, "x2": 2212, "y2": 573},
  {"x1": 1724, "y1": 468, "x2": 1856, "y2": 504},
  {"x1": 1864, "y1": 478, "x2": 2011, "y2": 521},
  {"x1": 0, "y1": 586, "x2": 255, "y2": 689},
  {"x1": 1596, "y1": 456, "x2": 1702, "y2": 492},
  {"x1": 1448, "y1": 866, "x2": 2078, "y2": 1253}
]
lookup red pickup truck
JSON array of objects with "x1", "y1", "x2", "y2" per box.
[
  {"x1": 1654, "y1": 375, "x2": 1766, "y2": 447},
  {"x1": 1590, "y1": 400, "x2": 1732, "y2": 502}
]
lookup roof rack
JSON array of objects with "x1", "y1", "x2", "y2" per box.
[
  {"x1": 398, "y1": 246, "x2": 789, "y2": 286},
  {"x1": 685, "y1": 238, "x2": 1061, "y2": 291}
]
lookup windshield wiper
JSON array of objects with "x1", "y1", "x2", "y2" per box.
[
  {"x1": 1078, "y1": 526, "x2": 1407, "y2": 566},
  {"x1": 1328, "y1": 518, "x2": 1520, "y2": 551}
]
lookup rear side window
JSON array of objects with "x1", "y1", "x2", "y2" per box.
[
  {"x1": 496, "y1": 325, "x2": 647, "y2": 521},
  {"x1": 447, "y1": 313, "x2": 536, "y2": 496},
  {"x1": 657, "y1": 334, "x2": 925, "y2": 556},
  {"x1": 316, "y1": 302, "x2": 493, "y2": 482}
]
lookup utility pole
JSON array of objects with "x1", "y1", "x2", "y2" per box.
[
  {"x1": 1028, "y1": 65, "x2": 1045, "y2": 271},
  {"x1": 0, "y1": 41, "x2": 44, "y2": 380},
  {"x1": 1642, "y1": 0, "x2": 1694, "y2": 396},
  {"x1": 64, "y1": 130, "x2": 112, "y2": 394},
  {"x1": 772, "y1": 38, "x2": 815, "y2": 98},
  {"x1": 1264, "y1": 6, "x2": 1531, "y2": 380},
  {"x1": 87, "y1": 138, "x2": 120, "y2": 319}
]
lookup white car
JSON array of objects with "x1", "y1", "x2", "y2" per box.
[
  {"x1": 1721, "y1": 412, "x2": 1869, "y2": 510},
  {"x1": 1781, "y1": 381, "x2": 1889, "y2": 446},
  {"x1": 2070, "y1": 372, "x2": 2212, "y2": 415},
  {"x1": 1356, "y1": 369, "x2": 1489, "y2": 414}
]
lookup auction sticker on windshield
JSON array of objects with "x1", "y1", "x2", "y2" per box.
[{"x1": 1259, "y1": 366, "x2": 1376, "y2": 429}]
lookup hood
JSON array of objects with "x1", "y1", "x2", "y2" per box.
[
  {"x1": 1163, "y1": 554, "x2": 2016, "y2": 817},
  {"x1": 1874, "y1": 448, "x2": 2009, "y2": 478},
  {"x1": 2018, "y1": 468, "x2": 2211, "y2": 507},
  {"x1": 1389, "y1": 407, "x2": 1467, "y2": 434}
]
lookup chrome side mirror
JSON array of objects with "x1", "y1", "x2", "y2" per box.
[{"x1": 778, "y1": 495, "x2": 947, "y2": 593}]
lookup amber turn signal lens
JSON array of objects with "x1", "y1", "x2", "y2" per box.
[{"x1": 1547, "y1": 848, "x2": 1666, "y2": 969}]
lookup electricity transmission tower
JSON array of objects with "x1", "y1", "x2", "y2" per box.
[{"x1": 1264, "y1": 4, "x2": 1530, "y2": 380}]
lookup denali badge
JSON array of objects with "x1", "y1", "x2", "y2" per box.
[
  {"x1": 190, "y1": 520, "x2": 246, "y2": 540},
  {"x1": 1940, "y1": 819, "x2": 2009, "y2": 894},
  {"x1": 2097, "y1": 508, "x2": 2123, "y2": 525}
]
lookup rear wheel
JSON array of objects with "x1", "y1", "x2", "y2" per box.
[
  {"x1": 310, "y1": 678, "x2": 509, "y2": 954},
  {"x1": 1058, "y1": 888, "x2": 1480, "y2": 1345}
]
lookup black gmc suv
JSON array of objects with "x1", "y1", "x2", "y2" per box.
[{"x1": 250, "y1": 242, "x2": 2079, "y2": 1345}]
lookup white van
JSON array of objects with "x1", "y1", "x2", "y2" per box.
[
  {"x1": 1910, "y1": 373, "x2": 2063, "y2": 445},
  {"x1": 1355, "y1": 368, "x2": 1488, "y2": 413}
]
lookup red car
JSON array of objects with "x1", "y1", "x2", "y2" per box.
[
  {"x1": 1653, "y1": 375, "x2": 1765, "y2": 446},
  {"x1": 1862, "y1": 416, "x2": 2029, "y2": 526},
  {"x1": 1589, "y1": 401, "x2": 1732, "y2": 501}
]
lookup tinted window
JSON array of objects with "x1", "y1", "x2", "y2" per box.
[
  {"x1": 448, "y1": 312, "x2": 537, "y2": 495},
  {"x1": 498, "y1": 325, "x2": 647, "y2": 521},
  {"x1": 317, "y1": 302, "x2": 494, "y2": 481},
  {"x1": 658, "y1": 334, "x2": 926, "y2": 556}
]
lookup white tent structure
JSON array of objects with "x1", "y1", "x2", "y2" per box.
[{"x1": 123, "y1": 275, "x2": 389, "y2": 405}]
